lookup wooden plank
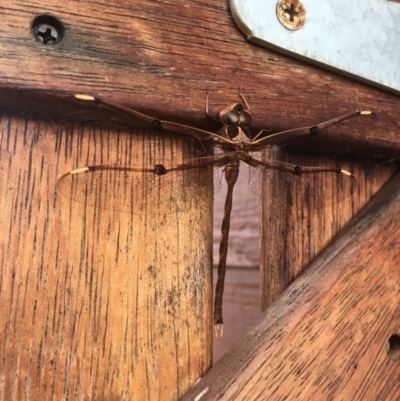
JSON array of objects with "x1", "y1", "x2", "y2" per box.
[
  {"x1": 260, "y1": 152, "x2": 398, "y2": 309},
  {"x1": 182, "y1": 172, "x2": 400, "y2": 401},
  {"x1": 1, "y1": 1, "x2": 399, "y2": 398},
  {"x1": 0, "y1": 0, "x2": 399, "y2": 158},
  {"x1": 0, "y1": 112, "x2": 213, "y2": 400}
]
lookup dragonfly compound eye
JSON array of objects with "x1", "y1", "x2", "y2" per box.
[
  {"x1": 239, "y1": 110, "x2": 252, "y2": 127},
  {"x1": 221, "y1": 111, "x2": 240, "y2": 126}
]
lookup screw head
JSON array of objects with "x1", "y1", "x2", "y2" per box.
[
  {"x1": 276, "y1": 0, "x2": 306, "y2": 31},
  {"x1": 35, "y1": 24, "x2": 59, "y2": 44},
  {"x1": 32, "y1": 15, "x2": 64, "y2": 45}
]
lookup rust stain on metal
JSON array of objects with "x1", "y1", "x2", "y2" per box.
[{"x1": 276, "y1": 0, "x2": 306, "y2": 31}]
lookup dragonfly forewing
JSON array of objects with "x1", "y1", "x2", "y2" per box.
[
  {"x1": 57, "y1": 163, "x2": 214, "y2": 215},
  {"x1": 247, "y1": 147, "x2": 358, "y2": 209}
]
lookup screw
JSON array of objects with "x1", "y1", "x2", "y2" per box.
[
  {"x1": 32, "y1": 15, "x2": 64, "y2": 45},
  {"x1": 276, "y1": 0, "x2": 306, "y2": 31},
  {"x1": 35, "y1": 24, "x2": 58, "y2": 44}
]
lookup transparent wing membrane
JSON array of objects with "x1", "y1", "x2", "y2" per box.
[
  {"x1": 58, "y1": 164, "x2": 213, "y2": 215},
  {"x1": 248, "y1": 147, "x2": 357, "y2": 208},
  {"x1": 213, "y1": 166, "x2": 224, "y2": 195}
]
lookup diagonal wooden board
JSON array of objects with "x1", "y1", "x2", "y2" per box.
[{"x1": 183, "y1": 172, "x2": 400, "y2": 400}]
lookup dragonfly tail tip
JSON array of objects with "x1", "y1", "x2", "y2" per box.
[{"x1": 214, "y1": 323, "x2": 224, "y2": 338}]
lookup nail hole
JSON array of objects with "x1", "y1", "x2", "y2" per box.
[
  {"x1": 32, "y1": 15, "x2": 64, "y2": 45},
  {"x1": 386, "y1": 334, "x2": 400, "y2": 361}
]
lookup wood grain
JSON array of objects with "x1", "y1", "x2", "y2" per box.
[
  {"x1": 182, "y1": 172, "x2": 400, "y2": 401},
  {"x1": 0, "y1": 112, "x2": 213, "y2": 400},
  {"x1": 1, "y1": 1, "x2": 400, "y2": 399},
  {"x1": 0, "y1": 0, "x2": 399, "y2": 159},
  {"x1": 212, "y1": 267, "x2": 261, "y2": 363},
  {"x1": 260, "y1": 151, "x2": 398, "y2": 309}
]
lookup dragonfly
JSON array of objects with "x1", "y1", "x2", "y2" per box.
[{"x1": 61, "y1": 92, "x2": 371, "y2": 336}]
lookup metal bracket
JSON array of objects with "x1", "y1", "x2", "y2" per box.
[{"x1": 230, "y1": 0, "x2": 400, "y2": 95}]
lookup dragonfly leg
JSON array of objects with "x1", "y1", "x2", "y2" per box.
[
  {"x1": 252, "y1": 127, "x2": 271, "y2": 141},
  {"x1": 205, "y1": 91, "x2": 221, "y2": 122},
  {"x1": 238, "y1": 92, "x2": 251, "y2": 112}
]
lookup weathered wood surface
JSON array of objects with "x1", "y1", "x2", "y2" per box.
[
  {"x1": 1, "y1": 0, "x2": 400, "y2": 399},
  {"x1": 0, "y1": 0, "x2": 399, "y2": 159},
  {"x1": 183, "y1": 172, "x2": 400, "y2": 401},
  {"x1": 0, "y1": 113, "x2": 213, "y2": 400},
  {"x1": 260, "y1": 154, "x2": 397, "y2": 309}
]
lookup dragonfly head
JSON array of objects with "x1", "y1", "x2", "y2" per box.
[{"x1": 219, "y1": 102, "x2": 253, "y2": 141}]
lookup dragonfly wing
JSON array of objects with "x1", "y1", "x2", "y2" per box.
[
  {"x1": 58, "y1": 150, "x2": 232, "y2": 214},
  {"x1": 57, "y1": 164, "x2": 212, "y2": 215},
  {"x1": 247, "y1": 147, "x2": 358, "y2": 209},
  {"x1": 56, "y1": 95, "x2": 151, "y2": 128},
  {"x1": 213, "y1": 167, "x2": 224, "y2": 195},
  {"x1": 212, "y1": 148, "x2": 225, "y2": 195},
  {"x1": 172, "y1": 150, "x2": 230, "y2": 196}
]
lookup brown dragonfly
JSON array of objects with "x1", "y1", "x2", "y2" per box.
[{"x1": 60, "y1": 93, "x2": 371, "y2": 336}]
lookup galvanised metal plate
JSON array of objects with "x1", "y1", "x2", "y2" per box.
[{"x1": 230, "y1": 0, "x2": 400, "y2": 94}]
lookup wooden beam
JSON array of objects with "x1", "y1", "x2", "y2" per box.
[
  {"x1": 0, "y1": 0, "x2": 399, "y2": 158},
  {"x1": 182, "y1": 172, "x2": 400, "y2": 400}
]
